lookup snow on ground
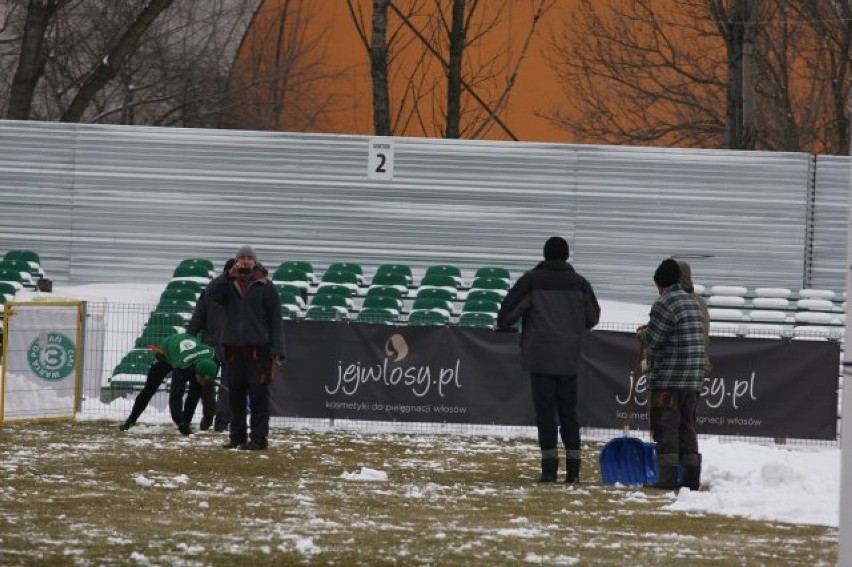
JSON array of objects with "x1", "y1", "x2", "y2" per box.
[{"x1": 7, "y1": 283, "x2": 843, "y2": 528}]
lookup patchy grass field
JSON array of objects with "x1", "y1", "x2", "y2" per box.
[{"x1": 0, "y1": 421, "x2": 836, "y2": 566}]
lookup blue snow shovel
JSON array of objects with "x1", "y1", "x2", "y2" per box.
[{"x1": 599, "y1": 344, "x2": 658, "y2": 486}]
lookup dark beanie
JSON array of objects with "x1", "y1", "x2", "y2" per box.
[
  {"x1": 654, "y1": 258, "x2": 680, "y2": 287},
  {"x1": 543, "y1": 237, "x2": 569, "y2": 261}
]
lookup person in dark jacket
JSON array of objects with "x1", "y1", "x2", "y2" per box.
[
  {"x1": 206, "y1": 245, "x2": 285, "y2": 450},
  {"x1": 496, "y1": 236, "x2": 601, "y2": 483},
  {"x1": 186, "y1": 258, "x2": 233, "y2": 432},
  {"x1": 119, "y1": 332, "x2": 219, "y2": 435},
  {"x1": 637, "y1": 258, "x2": 706, "y2": 491}
]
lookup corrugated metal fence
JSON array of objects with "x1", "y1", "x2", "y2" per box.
[{"x1": 0, "y1": 120, "x2": 847, "y2": 303}]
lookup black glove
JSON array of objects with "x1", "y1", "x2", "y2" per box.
[{"x1": 223, "y1": 258, "x2": 236, "y2": 273}]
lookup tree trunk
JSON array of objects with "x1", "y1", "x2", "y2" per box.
[
  {"x1": 370, "y1": 0, "x2": 391, "y2": 135},
  {"x1": 61, "y1": 0, "x2": 174, "y2": 123},
  {"x1": 740, "y1": 0, "x2": 757, "y2": 150},
  {"x1": 445, "y1": 0, "x2": 465, "y2": 139},
  {"x1": 6, "y1": 0, "x2": 65, "y2": 120}
]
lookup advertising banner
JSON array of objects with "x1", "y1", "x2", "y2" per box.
[
  {"x1": 270, "y1": 324, "x2": 839, "y2": 440},
  {"x1": 271, "y1": 321, "x2": 534, "y2": 425},
  {"x1": 578, "y1": 331, "x2": 839, "y2": 440},
  {"x1": 1, "y1": 301, "x2": 83, "y2": 423}
]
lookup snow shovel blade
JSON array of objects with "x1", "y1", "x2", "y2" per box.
[{"x1": 599, "y1": 436, "x2": 658, "y2": 486}]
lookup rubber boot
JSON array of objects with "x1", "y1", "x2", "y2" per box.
[
  {"x1": 681, "y1": 453, "x2": 702, "y2": 491},
  {"x1": 538, "y1": 457, "x2": 559, "y2": 483},
  {"x1": 565, "y1": 458, "x2": 581, "y2": 483},
  {"x1": 565, "y1": 449, "x2": 581, "y2": 483},
  {"x1": 653, "y1": 453, "x2": 680, "y2": 489}
]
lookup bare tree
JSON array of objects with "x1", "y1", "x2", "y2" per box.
[
  {"x1": 0, "y1": 0, "x2": 261, "y2": 127},
  {"x1": 544, "y1": 0, "x2": 852, "y2": 154},
  {"x1": 346, "y1": 0, "x2": 553, "y2": 139},
  {"x1": 6, "y1": 0, "x2": 70, "y2": 119},
  {"x1": 220, "y1": 0, "x2": 341, "y2": 132},
  {"x1": 60, "y1": 0, "x2": 173, "y2": 122}
]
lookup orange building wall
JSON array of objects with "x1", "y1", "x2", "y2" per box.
[{"x1": 239, "y1": 0, "x2": 575, "y2": 143}]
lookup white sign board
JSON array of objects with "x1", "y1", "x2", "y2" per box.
[
  {"x1": 367, "y1": 137, "x2": 395, "y2": 180},
  {"x1": 1, "y1": 301, "x2": 83, "y2": 423}
]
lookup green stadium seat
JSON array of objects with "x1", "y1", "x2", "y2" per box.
[
  {"x1": 327, "y1": 263, "x2": 365, "y2": 284},
  {"x1": 310, "y1": 292, "x2": 350, "y2": 314},
  {"x1": 155, "y1": 299, "x2": 195, "y2": 318},
  {"x1": 147, "y1": 311, "x2": 186, "y2": 328},
  {"x1": 373, "y1": 264, "x2": 413, "y2": 286},
  {"x1": 361, "y1": 294, "x2": 403, "y2": 315},
  {"x1": 416, "y1": 288, "x2": 454, "y2": 302},
  {"x1": 0, "y1": 282, "x2": 17, "y2": 301},
  {"x1": 176, "y1": 257, "x2": 214, "y2": 271},
  {"x1": 165, "y1": 279, "x2": 204, "y2": 293},
  {"x1": 278, "y1": 261, "x2": 316, "y2": 284},
  {"x1": 424, "y1": 265, "x2": 463, "y2": 286},
  {"x1": 281, "y1": 304, "x2": 301, "y2": 319},
  {"x1": 407, "y1": 310, "x2": 449, "y2": 326},
  {"x1": 4, "y1": 249, "x2": 40, "y2": 265},
  {"x1": 418, "y1": 274, "x2": 459, "y2": 297},
  {"x1": 465, "y1": 289, "x2": 504, "y2": 304},
  {"x1": 4, "y1": 250, "x2": 43, "y2": 277},
  {"x1": 319, "y1": 269, "x2": 359, "y2": 292},
  {"x1": 278, "y1": 291, "x2": 304, "y2": 309},
  {"x1": 474, "y1": 266, "x2": 511, "y2": 281},
  {"x1": 304, "y1": 305, "x2": 348, "y2": 321},
  {"x1": 365, "y1": 285, "x2": 405, "y2": 300},
  {"x1": 356, "y1": 308, "x2": 398, "y2": 325},
  {"x1": 0, "y1": 267, "x2": 26, "y2": 289},
  {"x1": 0, "y1": 261, "x2": 34, "y2": 287},
  {"x1": 462, "y1": 299, "x2": 501, "y2": 314},
  {"x1": 469, "y1": 276, "x2": 510, "y2": 297},
  {"x1": 160, "y1": 288, "x2": 199, "y2": 303},
  {"x1": 272, "y1": 266, "x2": 311, "y2": 292},
  {"x1": 368, "y1": 272, "x2": 410, "y2": 296},
  {"x1": 457, "y1": 312, "x2": 497, "y2": 328},
  {"x1": 276, "y1": 283, "x2": 308, "y2": 304},
  {"x1": 172, "y1": 262, "x2": 213, "y2": 281},
  {"x1": 410, "y1": 297, "x2": 454, "y2": 317},
  {"x1": 316, "y1": 283, "x2": 355, "y2": 300},
  {"x1": 112, "y1": 349, "x2": 155, "y2": 376}
]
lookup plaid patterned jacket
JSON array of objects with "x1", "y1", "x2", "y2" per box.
[{"x1": 639, "y1": 284, "x2": 706, "y2": 390}]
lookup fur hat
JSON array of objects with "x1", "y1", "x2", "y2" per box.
[
  {"x1": 194, "y1": 357, "x2": 218, "y2": 379},
  {"x1": 543, "y1": 236, "x2": 569, "y2": 261},
  {"x1": 234, "y1": 245, "x2": 257, "y2": 261},
  {"x1": 654, "y1": 258, "x2": 681, "y2": 288},
  {"x1": 676, "y1": 260, "x2": 694, "y2": 293}
]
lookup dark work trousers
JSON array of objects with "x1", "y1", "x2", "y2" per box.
[
  {"x1": 126, "y1": 358, "x2": 200, "y2": 426},
  {"x1": 226, "y1": 346, "x2": 271, "y2": 444},
  {"x1": 200, "y1": 364, "x2": 232, "y2": 426},
  {"x1": 530, "y1": 373, "x2": 580, "y2": 452},
  {"x1": 169, "y1": 365, "x2": 202, "y2": 426},
  {"x1": 649, "y1": 389, "x2": 700, "y2": 455}
]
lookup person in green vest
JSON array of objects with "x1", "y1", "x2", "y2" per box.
[{"x1": 119, "y1": 332, "x2": 219, "y2": 435}]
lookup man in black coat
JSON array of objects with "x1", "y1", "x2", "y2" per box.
[
  {"x1": 497, "y1": 236, "x2": 600, "y2": 483},
  {"x1": 186, "y1": 259, "x2": 233, "y2": 432},
  {"x1": 206, "y1": 245, "x2": 286, "y2": 450}
]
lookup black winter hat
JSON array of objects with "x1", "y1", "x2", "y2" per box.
[
  {"x1": 654, "y1": 258, "x2": 681, "y2": 287},
  {"x1": 543, "y1": 237, "x2": 569, "y2": 261}
]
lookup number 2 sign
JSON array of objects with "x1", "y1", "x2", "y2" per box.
[{"x1": 368, "y1": 137, "x2": 394, "y2": 180}]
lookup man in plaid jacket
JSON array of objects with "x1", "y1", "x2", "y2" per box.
[{"x1": 637, "y1": 258, "x2": 706, "y2": 490}]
